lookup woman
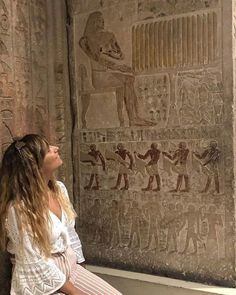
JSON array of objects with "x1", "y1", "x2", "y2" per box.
[{"x1": 0, "y1": 134, "x2": 122, "y2": 295}]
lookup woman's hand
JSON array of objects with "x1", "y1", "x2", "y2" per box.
[{"x1": 60, "y1": 280, "x2": 87, "y2": 295}]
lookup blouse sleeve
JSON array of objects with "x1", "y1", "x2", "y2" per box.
[
  {"x1": 57, "y1": 181, "x2": 85, "y2": 264},
  {"x1": 6, "y1": 206, "x2": 66, "y2": 295},
  {"x1": 67, "y1": 225, "x2": 85, "y2": 263}
]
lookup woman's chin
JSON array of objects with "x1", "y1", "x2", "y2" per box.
[
  {"x1": 58, "y1": 159, "x2": 63, "y2": 167},
  {"x1": 53, "y1": 160, "x2": 63, "y2": 171}
]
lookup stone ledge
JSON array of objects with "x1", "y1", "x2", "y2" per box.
[{"x1": 86, "y1": 265, "x2": 235, "y2": 295}]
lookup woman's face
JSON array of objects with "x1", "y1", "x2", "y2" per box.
[{"x1": 42, "y1": 145, "x2": 63, "y2": 175}]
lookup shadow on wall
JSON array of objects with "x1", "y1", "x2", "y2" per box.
[{"x1": 0, "y1": 251, "x2": 12, "y2": 295}]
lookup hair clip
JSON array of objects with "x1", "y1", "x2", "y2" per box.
[
  {"x1": 15, "y1": 141, "x2": 26, "y2": 150},
  {"x1": 13, "y1": 137, "x2": 26, "y2": 154},
  {"x1": 2, "y1": 122, "x2": 26, "y2": 156}
]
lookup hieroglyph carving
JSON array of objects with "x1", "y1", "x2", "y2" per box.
[{"x1": 0, "y1": 0, "x2": 9, "y2": 33}]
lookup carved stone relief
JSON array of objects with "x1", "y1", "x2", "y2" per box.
[
  {"x1": 71, "y1": 0, "x2": 120, "y2": 14},
  {"x1": 138, "y1": 0, "x2": 219, "y2": 20},
  {"x1": 79, "y1": 135, "x2": 223, "y2": 194},
  {"x1": 176, "y1": 70, "x2": 223, "y2": 126},
  {"x1": 79, "y1": 190, "x2": 226, "y2": 279},
  {"x1": 0, "y1": 1, "x2": 72, "y2": 294},
  {"x1": 133, "y1": 10, "x2": 219, "y2": 71},
  {"x1": 0, "y1": 0, "x2": 9, "y2": 34},
  {"x1": 69, "y1": 0, "x2": 236, "y2": 286},
  {"x1": 0, "y1": 0, "x2": 70, "y2": 181},
  {"x1": 77, "y1": 123, "x2": 229, "y2": 283}
]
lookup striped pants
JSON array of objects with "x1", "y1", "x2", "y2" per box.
[{"x1": 52, "y1": 247, "x2": 122, "y2": 295}]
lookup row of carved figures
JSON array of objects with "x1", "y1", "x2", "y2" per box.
[
  {"x1": 83, "y1": 198, "x2": 223, "y2": 256},
  {"x1": 81, "y1": 140, "x2": 221, "y2": 194}
]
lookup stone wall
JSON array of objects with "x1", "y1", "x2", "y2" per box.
[
  {"x1": 68, "y1": 0, "x2": 236, "y2": 286},
  {"x1": 0, "y1": 1, "x2": 72, "y2": 293},
  {"x1": 0, "y1": 0, "x2": 72, "y2": 185}
]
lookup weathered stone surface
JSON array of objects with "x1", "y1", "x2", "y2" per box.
[
  {"x1": 0, "y1": 0, "x2": 72, "y2": 184},
  {"x1": 68, "y1": 0, "x2": 236, "y2": 287},
  {"x1": 0, "y1": 0, "x2": 72, "y2": 291}
]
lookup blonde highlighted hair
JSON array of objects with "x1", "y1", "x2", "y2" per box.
[{"x1": 0, "y1": 134, "x2": 76, "y2": 257}]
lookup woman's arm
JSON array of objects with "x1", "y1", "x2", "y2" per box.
[
  {"x1": 6, "y1": 205, "x2": 81, "y2": 295},
  {"x1": 57, "y1": 181, "x2": 85, "y2": 264}
]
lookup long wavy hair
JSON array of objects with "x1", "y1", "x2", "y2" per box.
[{"x1": 0, "y1": 134, "x2": 76, "y2": 257}]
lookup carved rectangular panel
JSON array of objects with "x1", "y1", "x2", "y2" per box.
[{"x1": 132, "y1": 11, "x2": 219, "y2": 72}]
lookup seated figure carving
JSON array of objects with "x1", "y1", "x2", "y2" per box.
[{"x1": 79, "y1": 11, "x2": 155, "y2": 128}]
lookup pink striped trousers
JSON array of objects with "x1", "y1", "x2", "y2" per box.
[{"x1": 52, "y1": 247, "x2": 122, "y2": 295}]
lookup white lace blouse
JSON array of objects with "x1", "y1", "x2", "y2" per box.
[{"x1": 6, "y1": 181, "x2": 85, "y2": 295}]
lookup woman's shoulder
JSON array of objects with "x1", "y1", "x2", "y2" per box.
[
  {"x1": 5, "y1": 202, "x2": 18, "y2": 230},
  {"x1": 56, "y1": 181, "x2": 69, "y2": 199},
  {"x1": 7, "y1": 201, "x2": 17, "y2": 216},
  {"x1": 56, "y1": 180, "x2": 66, "y2": 189}
]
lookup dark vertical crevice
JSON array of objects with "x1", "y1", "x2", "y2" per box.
[{"x1": 64, "y1": 0, "x2": 79, "y2": 208}]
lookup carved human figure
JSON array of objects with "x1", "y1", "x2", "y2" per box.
[
  {"x1": 161, "y1": 99, "x2": 168, "y2": 122},
  {"x1": 108, "y1": 200, "x2": 122, "y2": 249},
  {"x1": 99, "y1": 202, "x2": 111, "y2": 246},
  {"x1": 89, "y1": 198, "x2": 102, "y2": 243},
  {"x1": 84, "y1": 144, "x2": 105, "y2": 190},
  {"x1": 79, "y1": 11, "x2": 155, "y2": 127},
  {"x1": 161, "y1": 203, "x2": 178, "y2": 253},
  {"x1": 126, "y1": 201, "x2": 143, "y2": 249},
  {"x1": 0, "y1": 38, "x2": 10, "y2": 72},
  {"x1": 118, "y1": 194, "x2": 126, "y2": 239},
  {"x1": 0, "y1": 72, "x2": 6, "y2": 92},
  {"x1": 16, "y1": 1, "x2": 27, "y2": 30},
  {"x1": 135, "y1": 143, "x2": 161, "y2": 191},
  {"x1": 142, "y1": 200, "x2": 162, "y2": 250},
  {"x1": 212, "y1": 81, "x2": 223, "y2": 124},
  {"x1": 0, "y1": 0, "x2": 8, "y2": 15},
  {"x1": 160, "y1": 75, "x2": 168, "y2": 122},
  {"x1": 200, "y1": 205, "x2": 223, "y2": 259},
  {"x1": 180, "y1": 204, "x2": 203, "y2": 254},
  {"x1": 111, "y1": 143, "x2": 133, "y2": 190},
  {"x1": 162, "y1": 142, "x2": 189, "y2": 192},
  {"x1": 175, "y1": 203, "x2": 185, "y2": 235},
  {"x1": 0, "y1": 0, "x2": 9, "y2": 33},
  {"x1": 179, "y1": 80, "x2": 198, "y2": 125},
  {"x1": 7, "y1": 82, "x2": 15, "y2": 97},
  {"x1": 198, "y1": 83, "x2": 214, "y2": 125},
  {"x1": 193, "y1": 140, "x2": 220, "y2": 193}
]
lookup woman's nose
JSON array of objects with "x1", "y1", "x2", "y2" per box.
[
  {"x1": 54, "y1": 146, "x2": 59, "y2": 152},
  {"x1": 50, "y1": 145, "x2": 59, "y2": 152}
]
